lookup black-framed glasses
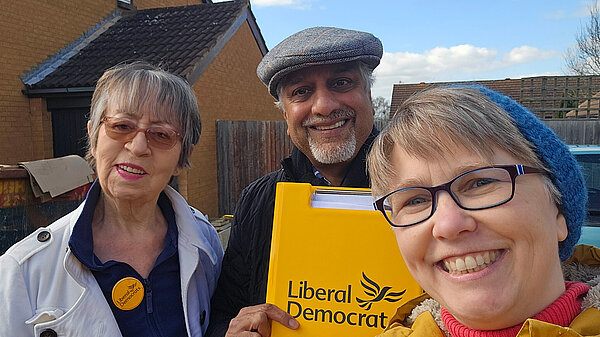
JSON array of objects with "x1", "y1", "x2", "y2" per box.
[
  {"x1": 374, "y1": 165, "x2": 547, "y2": 227},
  {"x1": 101, "y1": 116, "x2": 182, "y2": 150}
]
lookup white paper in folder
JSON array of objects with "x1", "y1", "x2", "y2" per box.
[{"x1": 310, "y1": 188, "x2": 375, "y2": 210}]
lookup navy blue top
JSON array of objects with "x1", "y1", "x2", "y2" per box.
[{"x1": 69, "y1": 180, "x2": 188, "y2": 337}]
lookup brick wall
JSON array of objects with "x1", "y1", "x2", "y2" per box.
[
  {"x1": 0, "y1": 0, "x2": 203, "y2": 164},
  {"x1": 186, "y1": 22, "x2": 282, "y2": 217},
  {"x1": 0, "y1": 1, "x2": 115, "y2": 164},
  {"x1": 28, "y1": 98, "x2": 53, "y2": 159}
]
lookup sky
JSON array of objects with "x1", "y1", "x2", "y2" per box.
[{"x1": 214, "y1": 0, "x2": 596, "y2": 100}]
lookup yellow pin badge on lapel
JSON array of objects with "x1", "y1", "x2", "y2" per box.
[{"x1": 112, "y1": 277, "x2": 144, "y2": 310}]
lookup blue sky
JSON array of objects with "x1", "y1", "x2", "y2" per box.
[{"x1": 216, "y1": 0, "x2": 596, "y2": 100}]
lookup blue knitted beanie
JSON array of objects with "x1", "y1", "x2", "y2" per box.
[{"x1": 469, "y1": 85, "x2": 588, "y2": 260}]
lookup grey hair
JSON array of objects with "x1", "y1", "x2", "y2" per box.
[
  {"x1": 367, "y1": 86, "x2": 561, "y2": 206},
  {"x1": 274, "y1": 61, "x2": 375, "y2": 112},
  {"x1": 86, "y1": 61, "x2": 201, "y2": 169}
]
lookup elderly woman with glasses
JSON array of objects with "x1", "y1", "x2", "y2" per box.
[
  {"x1": 0, "y1": 62, "x2": 223, "y2": 337},
  {"x1": 368, "y1": 86, "x2": 600, "y2": 337}
]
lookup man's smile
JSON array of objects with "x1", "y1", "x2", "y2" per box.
[{"x1": 309, "y1": 119, "x2": 348, "y2": 131}]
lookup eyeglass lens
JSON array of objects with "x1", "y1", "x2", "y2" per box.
[
  {"x1": 383, "y1": 167, "x2": 514, "y2": 226},
  {"x1": 103, "y1": 117, "x2": 180, "y2": 150}
]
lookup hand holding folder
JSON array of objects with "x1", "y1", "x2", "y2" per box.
[
  {"x1": 266, "y1": 183, "x2": 422, "y2": 336},
  {"x1": 224, "y1": 303, "x2": 299, "y2": 336}
]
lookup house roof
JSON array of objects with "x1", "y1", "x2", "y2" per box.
[
  {"x1": 566, "y1": 91, "x2": 600, "y2": 117},
  {"x1": 23, "y1": 0, "x2": 266, "y2": 95}
]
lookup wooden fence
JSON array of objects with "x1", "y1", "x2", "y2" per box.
[
  {"x1": 376, "y1": 119, "x2": 600, "y2": 145},
  {"x1": 543, "y1": 119, "x2": 600, "y2": 145},
  {"x1": 217, "y1": 120, "x2": 293, "y2": 216},
  {"x1": 216, "y1": 118, "x2": 599, "y2": 216},
  {"x1": 520, "y1": 76, "x2": 600, "y2": 119}
]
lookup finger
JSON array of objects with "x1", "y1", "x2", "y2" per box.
[
  {"x1": 260, "y1": 303, "x2": 299, "y2": 330},
  {"x1": 249, "y1": 313, "x2": 271, "y2": 337},
  {"x1": 253, "y1": 319, "x2": 271, "y2": 337},
  {"x1": 231, "y1": 304, "x2": 299, "y2": 336},
  {"x1": 227, "y1": 309, "x2": 270, "y2": 336}
]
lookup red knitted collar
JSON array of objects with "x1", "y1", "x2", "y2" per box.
[{"x1": 441, "y1": 281, "x2": 590, "y2": 337}]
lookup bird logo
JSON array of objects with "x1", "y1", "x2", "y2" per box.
[{"x1": 355, "y1": 272, "x2": 406, "y2": 310}]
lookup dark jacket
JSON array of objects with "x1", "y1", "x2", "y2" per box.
[{"x1": 206, "y1": 128, "x2": 378, "y2": 337}]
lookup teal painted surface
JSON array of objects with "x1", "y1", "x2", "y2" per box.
[
  {"x1": 569, "y1": 145, "x2": 600, "y2": 155},
  {"x1": 578, "y1": 226, "x2": 600, "y2": 247}
]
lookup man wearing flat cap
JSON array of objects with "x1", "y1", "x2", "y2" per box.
[{"x1": 207, "y1": 26, "x2": 383, "y2": 337}]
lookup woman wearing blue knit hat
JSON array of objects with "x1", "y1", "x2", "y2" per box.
[{"x1": 368, "y1": 86, "x2": 600, "y2": 336}]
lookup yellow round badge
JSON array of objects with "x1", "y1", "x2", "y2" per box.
[{"x1": 112, "y1": 277, "x2": 144, "y2": 310}]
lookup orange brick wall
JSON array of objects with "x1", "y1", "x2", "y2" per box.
[
  {"x1": 0, "y1": 1, "x2": 115, "y2": 164},
  {"x1": 0, "y1": 0, "x2": 202, "y2": 164},
  {"x1": 28, "y1": 98, "x2": 53, "y2": 159},
  {"x1": 186, "y1": 22, "x2": 282, "y2": 217}
]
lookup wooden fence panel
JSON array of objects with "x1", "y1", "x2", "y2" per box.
[
  {"x1": 217, "y1": 120, "x2": 292, "y2": 216},
  {"x1": 376, "y1": 118, "x2": 598, "y2": 145},
  {"x1": 520, "y1": 76, "x2": 600, "y2": 118},
  {"x1": 542, "y1": 120, "x2": 600, "y2": 145}
]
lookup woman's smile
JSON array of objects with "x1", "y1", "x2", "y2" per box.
[
  {"x1": 439, "y1": 249, "x2": 504, "y2": 274},
  {"x1": 115, "y1": 163, "x2": 147, "y2": 181}
]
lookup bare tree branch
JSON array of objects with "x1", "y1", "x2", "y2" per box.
[
  {"x1": 372, "y1": 96, "x2": 391, "y2": 119},
  {"x1": 565, "y1": 1, "x2": 600, "y2": 75}
]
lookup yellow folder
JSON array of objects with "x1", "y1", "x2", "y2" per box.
[{"x1": 266, "y1": 182, "x2": 423, "y2": 336}]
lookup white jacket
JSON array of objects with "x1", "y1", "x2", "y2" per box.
[{"x1": 0, "y1": 185, "x2": 223, "y2": 337}]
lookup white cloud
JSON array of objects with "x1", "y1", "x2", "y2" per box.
[
  {"x1": 424, "y1": 45, "x2": 498, "y2": 72},
  {"x1": 370, "y1": 44, "x2": 557, "y2": 99},
  {"x1": 503, "y1": 46, "x2": 556, "y2": 63},
  {"x1": 374, "y1": 44, "x2": 500, "y2": 83}
]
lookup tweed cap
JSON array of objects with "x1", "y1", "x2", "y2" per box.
[
  {"x1": 471, "y1": 85, "x2": 588, "y2": 261},
  {"x1": 257, "y1": 26, "x2": 383, "y2": 98}
]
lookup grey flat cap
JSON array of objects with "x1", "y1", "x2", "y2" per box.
[{"x1": 257, "y1": 26, "x2": 383, "y2": 98}]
